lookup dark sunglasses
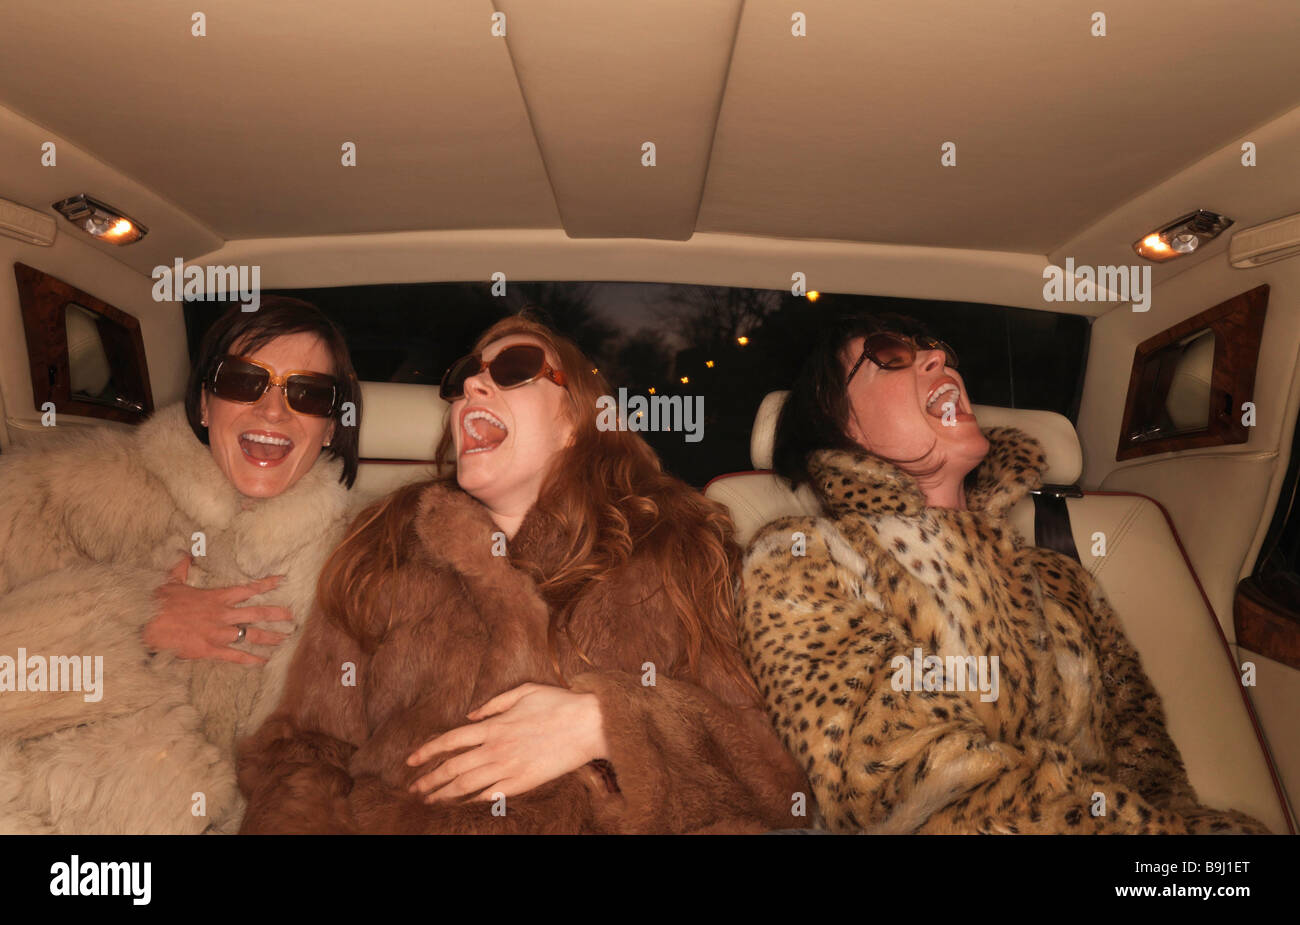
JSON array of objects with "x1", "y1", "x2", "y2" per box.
[
  {"x1": 439, "y1": 343, "x2": 568, "y2": 401},
  {"x1": 847, "y1": 331, "x2": 959, "y2": 383},
  {"x1": 208, "y1": 355, "x2": 340, "y2": 417}
]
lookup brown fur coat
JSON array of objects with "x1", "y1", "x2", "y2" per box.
[
  {"x1": 237, "y1": 479, "x2": 809, "y2": 834},
  {"x1": 739, "y1": 427, "x2": 1270, "y2": 834},
  {"x1": 0, "y1": 404, "x2": 351, "y2": 833}
]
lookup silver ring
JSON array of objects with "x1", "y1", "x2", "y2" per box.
[{"x1": 233, "y1": 624, "x2": 247, "y2": 644}]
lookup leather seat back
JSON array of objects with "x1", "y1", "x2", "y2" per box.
[
  {"x1": 707, "y1": 390, "x2": 1292, "y2": 833},
  {"x1": 352, "y1": 381, "x2": 449, "y2": 505}
]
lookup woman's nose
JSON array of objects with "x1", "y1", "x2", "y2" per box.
[
  {"x1": 919, "y1": 349, "x2": 946, "y2": 372},
  {"x1": 257, "y1": 383, "x2": 293, "y2": 420},
  {"x1": 464, "y1": 371, "x2": 493, "y2": 397}
]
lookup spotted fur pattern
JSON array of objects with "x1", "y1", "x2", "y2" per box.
[{"x1": 740, "y1": 427, "x2": 1270, "y2": 834}]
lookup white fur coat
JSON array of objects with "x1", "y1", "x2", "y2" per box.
[{"x1": 0, "y1": 404, "x2": 352, "y2": 833}]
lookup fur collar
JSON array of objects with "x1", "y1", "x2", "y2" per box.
[
  {"x1": 135, "y1": 403, "x2": 351, "y2": 573},
  {"x1": 807, "y1": 426, "x2": 1047, "y2": 521},
  {"x1": 412, "y1": 479, "x2": 558, "y2": 577}
]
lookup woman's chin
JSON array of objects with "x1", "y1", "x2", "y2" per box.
[
  {"x1": 232, "y1": 474, "x2": 294, "y2": 499},
  {"x1": 454, "y1": 458, "x2": 495, "y2": 497},
  {"x1": 223, "y1": 453, "x2": 312, "y2": 499},
  {"x1": 955, "y1": 429, "x2": 991, "y2": 468}
]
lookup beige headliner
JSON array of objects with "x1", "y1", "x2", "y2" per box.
[{"x1": 2, "y1": 0, "x2": 1299, "y2": 288}]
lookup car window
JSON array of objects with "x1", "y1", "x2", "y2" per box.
[{"x1": 184, "y1": 283, "x2": 1089, "y2": 486}]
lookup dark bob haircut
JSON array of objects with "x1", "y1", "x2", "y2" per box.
[
  {"x1": 772, "y1": 310, "x2": 938, "y2": 488},
  {"x1": 184, "y1": 296, "x2": 362, "y2": 488}
]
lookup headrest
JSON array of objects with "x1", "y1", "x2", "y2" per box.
[
  {"x1": 65, "y1": 305, "x2": 112, "y2": 397},
  {"x1": 357, "y1": 381, "x2": 449, "y2": 461},
  {"x1": 1165, "y1": 332, "x2": 1214, "y2": 431},
  {"x1": 750, "y1": 390, "x2": 1083, "y2": 486}
]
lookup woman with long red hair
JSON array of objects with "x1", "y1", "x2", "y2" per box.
[{"x1": 237, "y1": 315, "x2": 808, "y2": 833}]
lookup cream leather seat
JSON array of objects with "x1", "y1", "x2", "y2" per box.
[
  {"x1": 707, "y1": 391, "x2": 1293, "y2": 833},
  {"x1": 352, "y1": 381, "x2": 449, "y2": 506}
]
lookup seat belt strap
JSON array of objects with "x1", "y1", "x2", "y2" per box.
[{"x1": 1031, "y1": 485, "x2": 1083, "y2": 563}]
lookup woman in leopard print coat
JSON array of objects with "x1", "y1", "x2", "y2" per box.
[{"x1": 738, "y1": 312, "x2": 1270, "y2": 834}]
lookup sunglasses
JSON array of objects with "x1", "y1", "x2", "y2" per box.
[
  {"x1": 439, "y1": 344, "x2": 568, "y2": 401},
  {"x1": 208, "y1": 355, "x2": 340, "y2": 417},
  {"x1": 847, "y1": 331, "x2": 960, "y2": 383}
]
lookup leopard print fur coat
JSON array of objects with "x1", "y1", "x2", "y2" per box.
[{"x1": 739, "y1": 426, "x2": 1270, "y2": 834}]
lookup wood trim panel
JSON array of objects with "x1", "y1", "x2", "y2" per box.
[
  {"x1": 1235, "y1": 577, "x2": 1300, "y2": 672},
  {"x1": 1116, "y1": 284, "x2": 1269, "y2": 461},
  {"x1": 13, "y1": 262, "x2": 154, "y2": 424}
]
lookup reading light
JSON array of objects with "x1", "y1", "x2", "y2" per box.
[
  {"x1": 1133, "y1": 210, "x2": 1231, "y2": 262},
  {"x1": 52, "y1": 194, "x2": 148, "y2": 245}
]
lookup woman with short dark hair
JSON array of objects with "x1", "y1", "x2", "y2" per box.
[
  {"x1": 183, "y1": 296, "x2": 363, "y2": 490},
  {"x1": 0, "y1": 296, "x2": 361, "y2": 834},
  {"x1": 739, "y1": 310, "x2": 1270, "y2": 834}
]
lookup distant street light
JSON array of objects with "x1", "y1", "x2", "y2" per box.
[
  {"x1": 737, "y1": 336, "x2": 749, "y2": 346},
  {"x1": 807, "y1": 291, "x2": 820, "y2": 301},
  {"x1": 679, "y1": 376, "x2": 690, "y2": 385},
  {"x1": 706, "y1": 360, "x2": 715, "y2": 368},
  {"x1": 648, "y1": 387, "x2": 656, "y2": 395}
]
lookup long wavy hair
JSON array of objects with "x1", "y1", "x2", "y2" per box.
[{"x1": 318, "y1": 314, "x2": 757, "y2": 696}]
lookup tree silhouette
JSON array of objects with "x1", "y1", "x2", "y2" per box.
[
  {"x1": 657, "y1": 284, "x2": 781, "y2": 353},
  {"x1": 511, "y1": 282, "x2": 619, "y2": 369}
]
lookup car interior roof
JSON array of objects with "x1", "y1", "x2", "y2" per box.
[{"x1": 0, "y1": 1, "x2": 1297, "y2": 303}]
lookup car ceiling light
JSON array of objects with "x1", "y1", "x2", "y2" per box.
[
  {"x1": 52, "y1": 194, "x2": 148, "y2": 245},
  {"x1": 1133, "y1": 209, "x2": 1231, "y2": 262}
]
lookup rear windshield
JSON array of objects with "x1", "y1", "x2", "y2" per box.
[{"x1": 184, "y1": 283, "x2": 1090, "y2": 487}]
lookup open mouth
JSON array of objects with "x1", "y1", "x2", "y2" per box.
[
  {"x1": 461, "y1": 408, "x2": 508, "y2": 455},
  {"x1": 239, "y1": 431, "x2": 295, "y2": 467},
  {"x1": 925, "y1": 382, "x2": 962, "y2": 419}
]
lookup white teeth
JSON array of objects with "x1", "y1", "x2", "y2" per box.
[
  {"x1": 927, "y1": 384, "x2": 959, "y2": 409},
  {"x1": 463, "y1": 409, "x2": 507, "y2": 441},
  {"x1": 241, "y1": 432, "x2": 292, "y2": 446}
]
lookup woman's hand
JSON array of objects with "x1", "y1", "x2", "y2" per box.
[
  {"x1": 143, "y1": 555, "x2": 292, "y2": 664},
  {"x1": 405, "y1": 682, "x2": 608, "y2": 802}
]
